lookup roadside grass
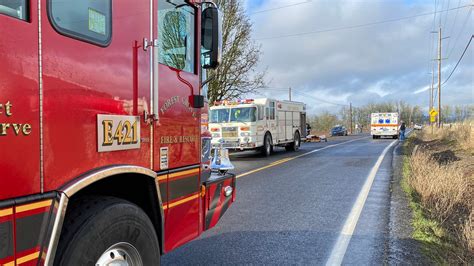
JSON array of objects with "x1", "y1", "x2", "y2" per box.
[{"x1": 402, "y1": 124, "x2": 473, "y2": 264}]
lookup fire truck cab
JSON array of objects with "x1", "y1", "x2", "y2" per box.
[
  {"x1": 0, "y1": 0, "x2": 235, "y2": 265},
  {"x1": 209, "y1": 98, "x2": 306, "y2": 156}
]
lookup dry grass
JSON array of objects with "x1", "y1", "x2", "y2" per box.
[
  {"x1": 406, "y1": 123, "x2": 473, "y2": 262},
  {"x1": 422, "y1": 124, "x2": 474, "y2": 152}
]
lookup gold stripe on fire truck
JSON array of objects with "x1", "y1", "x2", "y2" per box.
[
  {"x1": 168, "y1": 168, "x2": 199, "y2": 179},
  {"x1": 163, "y1": 194, "x2": 199, "y2": 210},
  {"x1": 15, "y1": 200, "x2": 52, "y2": 213},
  {"x1": 3, "y1": 251, "x2": 40, "y2": 266},
  {"x1": 17, "y1": 251, "x2": 40, "y2": 264},
  {"x1": 0, "y1": 208, "x2": 13, "y2": 217},
  {"x1": 157, "y1": 174, "x2": 167, "y2": 181}
]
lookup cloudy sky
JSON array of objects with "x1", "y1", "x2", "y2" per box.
[{"x1": 241, "y1": 0, "x2": 473, "y2": 115}]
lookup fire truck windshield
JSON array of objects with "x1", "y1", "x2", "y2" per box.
[
  {"x1": 210, "y1": 108, "x2": 230, "y2": 123},
  {"x1": 230, "y1": 107, "x2": 256, "y2": 122},
  {"x1": 210, "y1": 107, "x2": 256, "y2": 123}
]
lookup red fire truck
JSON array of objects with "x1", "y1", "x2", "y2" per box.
[{"x1": 0, "y1": 0, "x2": 235, "y2": 265}]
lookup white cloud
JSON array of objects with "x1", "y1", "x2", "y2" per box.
[{"x1": 244, "y1": 0, "x2": 474, "y2": 114}]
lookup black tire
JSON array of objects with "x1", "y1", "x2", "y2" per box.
[
  {"x1": 54, "y1": 196, "x2": 160, "y2": 266},
  {"x1": 286, "y1": 131, "x2": 301, "y2": 151},
  {"x1": 261, "y1": 133, "x2": 272, "y2": 156},
  {"x1": 372, "y1": 135, "x2": 377, "y2": 139}
]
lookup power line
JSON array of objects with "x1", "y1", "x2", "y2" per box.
[
  {"x1": 447, "y1": 7, "x2": 472, "y2": 58},
  {"x1": 444, "y1": 0, "x2": 462, "y2": 54},
  {"x1": 249, "y1": 1, "x2": 312, "y2": 15},
  {"x1": 443, "y1": 0, "x2": 451, "y2": 29},
  {"x1": 258, "y1": 87, "x2": 348, "y2": 106},
  {"x1": 442, "y1": 34, "x2": 473, "y2": 85},
  {"x1": 292, "y1": 90, "x2": 348, "y2": 107},
  {"x1": 256, "y1": 4, "x2": 472, "y2": 40},
  {"x1": 433, "y1": 0, "x2": 439, "y2": 30}
]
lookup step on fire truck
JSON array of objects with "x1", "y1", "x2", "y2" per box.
[
  {"x1": 0, "y1": 1, "x2": 236, "y2": 265},
  {"x1": 209, "y1": 98, "x2": 306, "y2": 156},
  {"x1": 370, "y1": 112, "x2": 400, "y2": 139}
]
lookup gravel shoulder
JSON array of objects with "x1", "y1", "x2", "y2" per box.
[{"x1": 387, "y1": 141, "x2": 430, "y2": 264}]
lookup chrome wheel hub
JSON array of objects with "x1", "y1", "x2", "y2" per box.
[{"x1": 96, "y1": 242, "x2": 142, "y2": 266}]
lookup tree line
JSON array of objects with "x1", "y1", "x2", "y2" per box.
[{"x1": 308, "y1": 102, "x2": 473, "y2": 134}]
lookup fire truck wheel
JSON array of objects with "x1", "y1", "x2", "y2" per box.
[
  {"x1": 262, "y1": 133, "x2": 273, "y2": 156},
  {"x1": 286, "y1": 131, "x2": 300, "y2": 151},
  {"x1": 54, "y1": 196, "x2": 160, "y2": 266}
]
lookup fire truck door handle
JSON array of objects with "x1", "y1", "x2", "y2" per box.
[
  {"x1": 143, "y1": 38, "x2": 150, "y2": 51},
  {"x1": 143, "y1": 38, "x2": 159, "y2": 51}
]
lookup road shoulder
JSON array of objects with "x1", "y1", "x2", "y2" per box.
[{"x1": 387, "y1": 141, "x2": 428, "y2": 264}]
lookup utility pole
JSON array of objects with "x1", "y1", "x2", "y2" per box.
[
  {"x1": 437, "y1": 27, "x2": 442, "y2": 128},
  {"x1": 431, "y1": 27, "x2": 448, "y2": 128},
  {"x1": 289, "y1": 87, "x2": 292, "y2": 101},
  {"x1": 349, "y1": 102, "x2": 353, "y2": 135},
  {"x1": 430, "y1": 67, "x2": 435, "y2": 118}
]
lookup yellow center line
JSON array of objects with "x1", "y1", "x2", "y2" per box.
[
  {"x1": 269, "y1": 158, "x2": 292, "y2": 165},
  {"x1": 236, "y1": 137, "x2": 368, "y2": 179}
]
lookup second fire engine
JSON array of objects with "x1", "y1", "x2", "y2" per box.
[{"x1": 209, "y1": 98, "x2": 306, "y2": 156}]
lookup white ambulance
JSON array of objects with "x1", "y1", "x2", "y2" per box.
[
  {"x1": 209, "y1": 98, "x2": 306, "y2": 156},
  {"x1": 370, "y1": 112, "x2": 399, "y2": 139}
]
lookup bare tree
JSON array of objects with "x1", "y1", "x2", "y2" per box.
[
  {"x1": 207, "y1": 0, "x2": 265, "y2": 104},
  {"x1": 309, "y1": 112, "x2": 342, "y2": 133}
]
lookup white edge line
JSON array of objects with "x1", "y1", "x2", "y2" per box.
[{"x1": 325, "y1": 140, "x2": 397, "y2": 266}]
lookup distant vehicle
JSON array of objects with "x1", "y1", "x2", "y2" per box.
[
  {"x1": 371, "y1": 112, "x2": 399, "y2": 139},
  {"x1": 330, "y1": 125, "x2": 348, "y2": 136},
  {"x1": 209, "y1": 98, "x2": 306, "y2": 156},
  {"x1": 414, "y1": 124, "x2": 423, "y2": 130}
]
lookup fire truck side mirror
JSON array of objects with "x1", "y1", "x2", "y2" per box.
[
  {"x1": 201, "y1": 6, "x2": 222, "y2": 69},
  {"x1": 189, "y1": 94, "x2": 205, "y2": 108}
]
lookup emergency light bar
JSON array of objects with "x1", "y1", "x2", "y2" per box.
[{"x1": 213, "y1": 99, "x2": 254, "y2": 106}]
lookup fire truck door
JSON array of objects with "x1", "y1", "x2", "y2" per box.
[
  {"x1": 0, "y1": 1, "x2": 41, "y2": 200},
  {"x1": 285, "y1": 111, "x2": 293, "y2": 140},
  {"x1": 41, "y1": 0, "x2": 151, "y2": 191},
  {"x1": 278, "y1": 111, "x2": 286, "y2": 142},
  {"x1": 267, "y1": 101, "x2": 277, "y2": 140},
  {"x1": 155, "y1": 0, "x2": 201, "y2": 252},
  {"x1": 300, "y1": 113, "x2": 307, "y2": 138}
]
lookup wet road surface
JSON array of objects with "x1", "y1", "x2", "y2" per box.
[{"x1": 163, "y1": 134, "x2": 408, "y2": 265}]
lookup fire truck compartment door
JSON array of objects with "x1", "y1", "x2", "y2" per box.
[{"x1": 203, "y1": 173, "x2": 236, "y2": 230}]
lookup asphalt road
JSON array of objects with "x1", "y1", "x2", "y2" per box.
[{"x1": 163, "y1": 134, "x2": 402, "y2": 265}]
